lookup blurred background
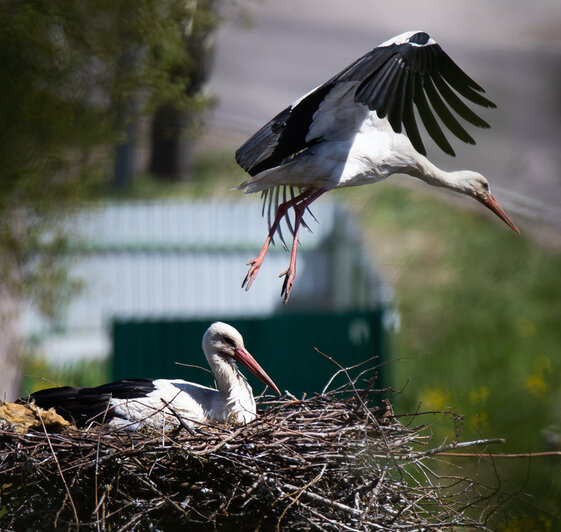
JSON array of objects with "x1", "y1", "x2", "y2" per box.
[{"x1": 2, "y1": 0, "x2": 561, "y2": 529}]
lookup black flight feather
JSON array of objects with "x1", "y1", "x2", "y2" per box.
[{"x1": 26, "y1": 379, "x2": 156, "y2": 427}]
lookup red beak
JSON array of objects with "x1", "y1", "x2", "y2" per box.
[
  {"x1": 478, "y1": 194, "x2": 520, "y2": 234},
  {"x1": 234, "y1": 347, "x2": 280, "y2": 395}
]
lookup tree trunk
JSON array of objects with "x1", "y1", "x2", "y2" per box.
[
  {"x1": 149, "y1": 2, "x2": 217, "y2": 181},
  {"x1": 0, "y1": 284, "x2": 22, "y2": 401},
  {"x1": 112, "y1": 98, "x2": 140, "y2": 190},
  {"x1": 149, "y1": 106, "x2": 193, "y2": 181}
]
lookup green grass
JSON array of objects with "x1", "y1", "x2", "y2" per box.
[
  {"x1": 21, "y1": 356, "x2": 110, "y2": 395},
  {"x1": 345, "y1": 181, "x2": 561, "y2": 446},
  {"x1": 338, "y1": 179, "x2": 561, "y2": 529},
  {"x1": 24, "y1": 150, "x2": 561, "y2": 528}
]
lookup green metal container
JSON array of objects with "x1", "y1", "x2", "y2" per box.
[{"x1": 112, "y1": 310, "x2": 388, "y2": 397}]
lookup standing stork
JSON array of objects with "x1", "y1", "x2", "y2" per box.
[
  {"x1": 236, "y1": 31, "x2": 519, "y2": 303},
  {"x1": 26, "y1": 322, "x2": 280, "y2": 430}
]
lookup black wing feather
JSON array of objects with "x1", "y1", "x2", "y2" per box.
[
  {"x1": 27, "y1": 379, "x2": 156, "y2": 427},
  {"x1": 358, "y1": 56, "x2": 403, "y2": 118},
  {"x1": 424, "y1": 76, "x2": 475, "y2": 145},
  {"x1": 386, "y1": 66, "x2": 408, "y2": 132},
  {"x1": 402, "y1": 73, "x2": 425, "y2": 155},
  {"x1": 235, "y1": 84, "x2": 332, "y2": 176},
  {"x1": 432, "y1": 72, "x2": 491, "y2": 128},
  {"x1": 436, "y1": 50, "x2": 496, "y2": 108},
  {"x1": 335, "y1": 32, "x2": 495, "y2": 156},
  {"x1": 414, "y1": 75, "x2": 455, "y2": 155}
]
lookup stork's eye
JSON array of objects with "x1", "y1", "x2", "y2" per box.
[
  {"x1": 223, "y1": 336, "x2": 236, "y2": 348},
  {"x1": 482, "y1": 182, "x2": 489, "y2": 193}
]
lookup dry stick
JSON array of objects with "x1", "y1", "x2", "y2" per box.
[
  {"x1": 160, "y1": 398, "x2": 196, "y2": 435},
  {"x1": 116, "y1": 511, "x2": 143, "y2": 532},
  {"x1": 389, "y1": 491, "x2": 431, "y2": 527},
  {"x1": 91, "y1": 492, "x2": 106, "y2": 520},
  {"x1": 362, "y1": 467, "x2": 387, "y2": 524},
  {"x1": 94, "y1": 400, "x2": 113, "y2": 532},
  {"x1": 314, "y1": 347, "x2": 407, "y2": 494},
  {"x1": 190, "y1": 423, "x2": 258, "y2": 456},
  {"x1": 320, "y1": 355, "x2": 379, "y2": 395},
  {"x1": 438, "y1": 450, "x2": 561, "y2": 458},
  {"x1": 405, "y1": 438, "x2": 506, "y2": 459},
  {"x1": 173, "y1": 362, "x2": 214, "y2": 377},
  {"x1": 297, "y1": 506, "x2": 333, "y2": 532},
  {"x1": 276, "y1": 464, "x2": 327, "y2": 531},
  {"x1": 39, "y1": 416, "x2": 80, "y2": 530},
  {"x1": 136, "y1": 476, "x2": 189, "y2": 518},
  {"x1": 101, "y1": 501, "x2": 137, "y2": 529},
  {"x1": 315, "y1": 348, "x2": 386, "y2": 431},
  {"x1": 303, "y1": 504, "x2": 366, "y2": 532},
  {"x1": 280, "y1": 481, "x2": 362, "y2": 517},
  {"x1": 94, "y1": 439, "x2": 102, "y2": 531}
]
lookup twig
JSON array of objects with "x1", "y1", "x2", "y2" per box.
[
  {"x1": 39, "y1": 416, "x2": 80, "y2": 529},
  {"x1": 438, "y1": 450, "x2": 561, "y2": 458},
  {"x1": 281, "y1": 481, "x2": 362, "y2": 517},
  {"x1": 136, "y1": 476, "x2": 189, "y2": 518},
  {"x1": 189, "y1": 422, "x2": 264, "y2": 456},
  {"x1": 277, "y1": 464, "x2": 327, "y2": 530},
  {"x1": 160, "y1": 398, "x2": 195, "y2": 435},
  {"x1": 409, "y1": 438, "x2": 506, "y2": 458}
]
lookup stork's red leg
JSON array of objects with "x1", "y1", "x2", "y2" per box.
[
  {"x1": 243, "y1": 189, "x2": 310, "y2": 291},
  {"x1": 278, "y1": 188, "x2": 326, "y2": 303},
  {"x1": 242, "y1": 188, "x2": 326, "y2": 294},
  {"x1": 279, "y1": 217, "x2": 302, "y2": 303}
]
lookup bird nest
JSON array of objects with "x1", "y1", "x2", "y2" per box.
[{"x1": 1, "y1": 367, "x2": 501, "y2": 531}]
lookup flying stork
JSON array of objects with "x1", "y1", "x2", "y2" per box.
[
  {"x1": 235, "y1": 31, "x2": 520, "y2": 303},
  {"x1": 26, "y1": 322, "x2": 280, "y2": 430}
]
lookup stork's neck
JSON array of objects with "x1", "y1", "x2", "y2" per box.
[
  {"x1": 410, "y1": 156, "x2": 470, "y2": 195},
  {"x1": 206, "y1": 351, "x2": 256, "y2": 421}
]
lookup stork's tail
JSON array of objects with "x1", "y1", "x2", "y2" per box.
[{"x1": 254, "y1": 186, "x2": 316, "y2": 249}]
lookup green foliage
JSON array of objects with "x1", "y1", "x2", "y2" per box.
[
  {"x1": 348, "y1": 182, "x2": 561, "y2": 446},
  {"x1": 21, "y1": 355, "x2": 109, "y2": 395},
  {"x1": 90, "y1": 150, "x2": 244, "y2": 199},
  {"x1": 0, "y1": 0, "x2": 221, "y2": 315}
]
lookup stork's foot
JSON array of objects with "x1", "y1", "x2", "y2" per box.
[
  {"x1": 242, "y1": 259, "x2": 262, "y2": 291},
  {"x1": 279, "y1": 267, "x2": 296, "y2": 303}
]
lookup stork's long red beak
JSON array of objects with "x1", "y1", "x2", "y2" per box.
[
  {"x1": 234, "y1": 348, "x2": 280, "y2": 394},
  {"x1": 478, "y1": 194, "x2": 520, "y2": 234}
]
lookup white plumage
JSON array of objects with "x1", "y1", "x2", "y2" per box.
[
  {"x1": 28, "y1": 322, "x2": 280, "y2": 430},
  {"x1": 236, "y1": 31, "x2": 519, "y2": 303}
]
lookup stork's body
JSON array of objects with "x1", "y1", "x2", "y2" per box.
[
  {"x1": 27, "y1": 322, "x2": 279, "y2": 430},
  {"x1": 236, "y1": 31, "x2": 519, "y2": 302}
]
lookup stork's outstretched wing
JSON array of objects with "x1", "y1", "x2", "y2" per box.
[{"x1": 235, "y1": 30, "x2": 496, "y2": 176}]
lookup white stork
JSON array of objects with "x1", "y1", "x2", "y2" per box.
[
  {"x1": 236, "y1": 31, "x2": 520, "y2": 303},
  {"x1": 27, "y1": 322, "x2": 280, "y2": 430}
]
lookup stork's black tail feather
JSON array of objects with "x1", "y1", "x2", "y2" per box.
[{"x1": 260, "y1": 185, "x2": 317, "y2": 249}]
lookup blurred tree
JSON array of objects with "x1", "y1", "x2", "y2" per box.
[
  {"x1": 0, "y1": 0, "x2": 221, "y2": 399},
  {"x1": 149, "y1": 0, "x2": 219, "y2": 181}
]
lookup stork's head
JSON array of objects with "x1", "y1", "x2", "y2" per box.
[
  {"x1": 456, "y1": 171, "x2": 520, "y2": 233},
  {"x1": 203, "y1": 322, "x2": 280, "y2": 394}
]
